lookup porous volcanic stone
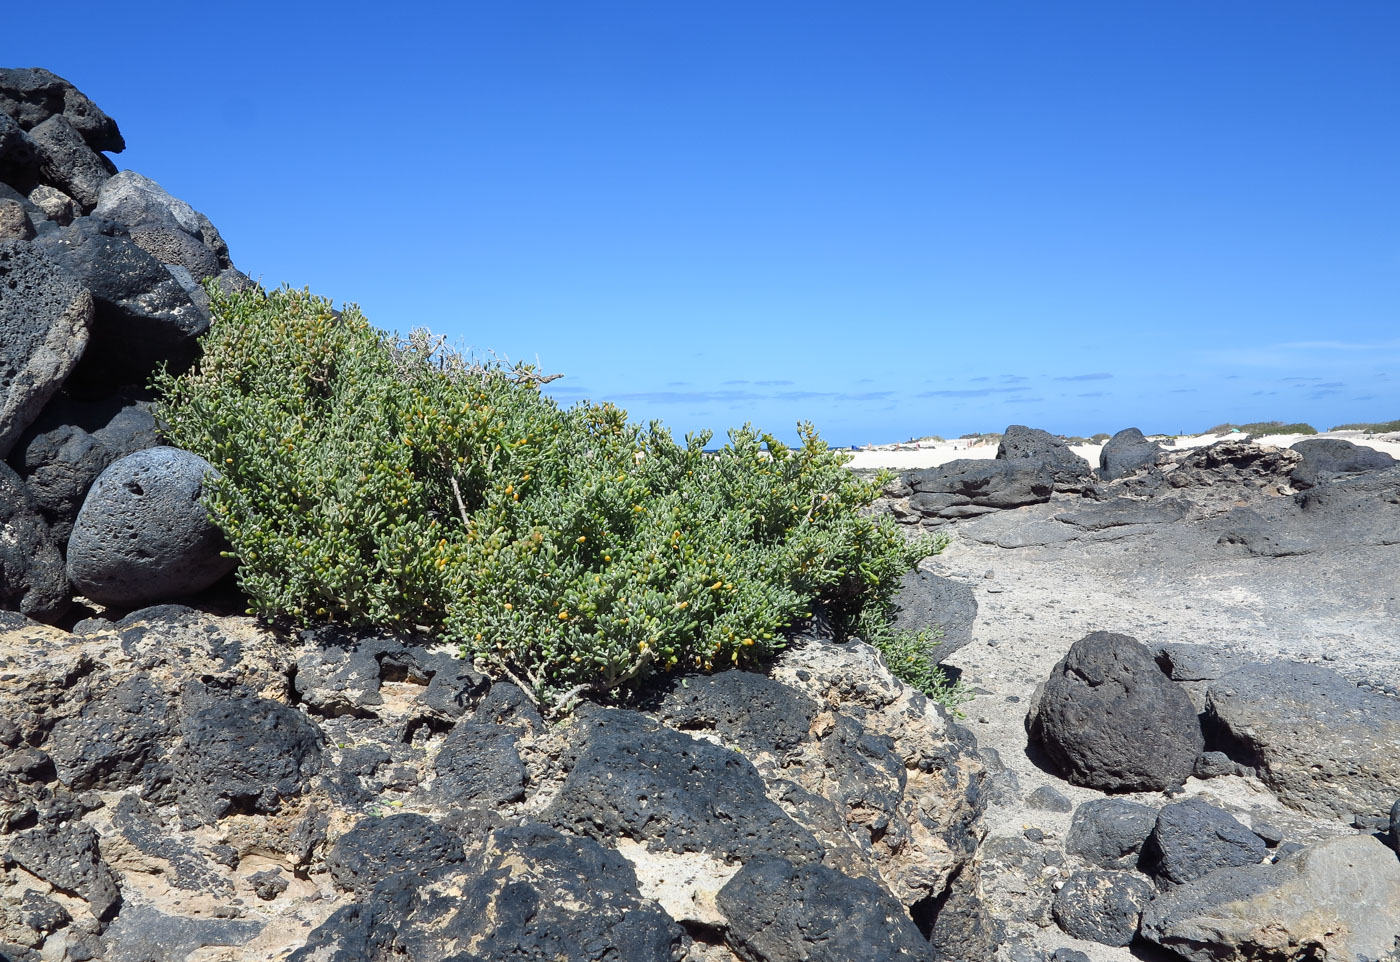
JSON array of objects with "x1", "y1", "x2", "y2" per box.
[
  {"x1": 997, "y1": 425, "x2": 1094, "y2": 492},
  {"x1": 325, "y1": 813, "x2": 465, "y2": 897},
  {"x1": 31, "y1": 216, "x2": 208, "y2": 389},
  {"x1": 1142, "y1": 798, "x2": 1268, "y2": 884},
  {"x1": 717, "y1": 854, "x2": 931, "y2": 962},
  {"x1": 293, "y1": 822, "x2": 684, "y2": 962},
  {"x1": 66, "y1": 447, "x2": 235, "y2": 608},
  {"x1": 1291, "y1": 437, "x2": 1397, "y2": 488},
  {"x1": 93, "y1": 171, "x2": 228, "y2": 279},
  {"x1": 26, "y1": 114, "x2": 116, "y2": 209},
  {"x1": 7, "y1": 822, "x2": 121, "y2": 923},
  {"x1": 658, "y1": 669, "x2": 818, "y2": 754},
  {"x1": 545, "y1": 707, "x2": 823, "y2": 864},
  {"x1": 0, "y1": 239, "x2": 93, "y2": 460},
  {"x1": 47, "y1": 675, "x2": 173, "y2": 791},
  {"x1": 0, "y1": 67, "x2": 124, "y2": 152},
  {"x1": 1098, "y1": 428, "x2": 1162, "y2": 481},
  {"x1": 426, "y1": 720, "x2": 526, "y2": 808},
  {"x1": 1032, "y1": 631, "x2": 1203, "y2": 791},
  {"x1": 1205, "y1": 660, "x2": 1400, "y2": 820},
  {"x1": 1051, "y1": 870, "x2": 1154, "y2": 947},
  {"x1": 170, "y1": 686, "x2": 325, "y2": 823}
]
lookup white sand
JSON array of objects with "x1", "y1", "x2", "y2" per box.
[{"x1": 843, "y1": 431, "x2": 1400, "y2": 471}]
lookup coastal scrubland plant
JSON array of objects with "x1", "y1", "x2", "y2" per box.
[
  {"x1": 1204, "y1": 421, "x2": 1317, "y2": 436},
  {"x1": 1330, "y1": 419, "x2": 1400, "y2": 433},
  {"x1": 156, "y1": 285, "x2": 949, "y2": 707}
]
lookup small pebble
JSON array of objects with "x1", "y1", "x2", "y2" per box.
[{"x1": 1024, "y1": 827, "x2": 1045, "y2": 842}]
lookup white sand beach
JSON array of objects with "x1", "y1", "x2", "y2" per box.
[{"x1": 844, "y1": 430, "x2": 1400, "y2": 471}]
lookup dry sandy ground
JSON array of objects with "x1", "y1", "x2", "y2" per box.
[{"x1": 844, "y1": 431, "x2": 1400, "y2": 472}]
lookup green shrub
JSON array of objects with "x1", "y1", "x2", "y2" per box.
[
  {"x1": 1330, "y1": 419, "x2": 1400, "y2": 433},
  {"x1": 863, "y1": 626, "x2": 970, "y2": 713},
  {"x1": 1205, "y1": 421, "x2": 1317, "y2": 436},
  {"x1": 156, "y1": 285, "x2": 944, "y2": 706}
]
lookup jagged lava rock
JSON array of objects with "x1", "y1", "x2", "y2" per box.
[
  {"x1": 997, "y1": 425, "x2": 1094, "y2": 492},
  {"x1": 1098, "y1": 427, "x2": 1162, "y2": 481},
  {"x1": 66, "y1": 446, "x2": 235, "y2": 607},
  {"x1": 325, "y1": 813, "x2": 466, "y2": 897},
  {"x1": 170, "y1": 685, "x2": 325, "y2": 824},
  {"x1": 26, "y1": 114, "x2": 116, "y2": 209},
  {"x1": 1140, "y1": 834, "x2": 1400, "y2": 962},
  {"x1": 0, "y1": 239, "x2": 93, "y2": 460},
  {"x1": 1205, "y1": 660, "x2": 1400, "y2": 820},
  {"x1": 0, "y1": 68, "x2": 124, "y2": 152},
  {"x1": 545, "y1": 705, "x2": 825, "y2": 864},
  {"x1": 1142, "y1": 798, "x2": 1268, "y2": 884},
  {"x1": 1032, "y1": 631, "x2": 1203, "y2": 791},
  {"x1": 46, "y1": 675, "x2": 174, "y2": 791},
  {"x1": 294, "y1": 821, "x2": 685, "y2": 962},
  {"x1": 889, "y1": 568, "x2": 978, "y2": 663}
]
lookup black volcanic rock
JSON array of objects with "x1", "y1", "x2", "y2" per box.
[
  {"x1": 545, "y1": 707, "x2": 823, "y2": 863},
  {"x1": 0, "y1": 461, "x2": 70, "y2": 623},
  {"x1": 1032, "y1": 631, "x2": 1203, "y2": 791},
  {"x1": 1142, "y1": 798, "x2": 1268, "y2": 884},
  {"x1": 907, "y1": 458, "x2": 1054, "y2": 520},
  {"x1": 717, "y1": 855, "x2": 931, "y2": 962},
  {"x1": 1098, "y1": 428, "x2": 1162, "y2": 481},
  {"x1": 0, "y1": 68, "x2": 124, "y2": 152},
  {"x1": 997, "y1": 425, "x2": 1094, "y2": 492}
]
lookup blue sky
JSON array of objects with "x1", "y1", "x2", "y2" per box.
[{"x1": 10, "y1": 2, "x2": 1397, "y2": 445}]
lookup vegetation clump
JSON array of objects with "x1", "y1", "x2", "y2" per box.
[
  {"x1": 156, "y1": 286, "x2": 947, "y2": 707},
  {"x1": 1329, "y1": 419, "x2": 1400, "y2": 434},
  {"x1": 1204, "y1": 420, "x2": 1317, "y2": 436}
]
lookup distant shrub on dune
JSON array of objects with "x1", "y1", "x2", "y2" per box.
[
  {"x1": 1090, "y1": 433, "x2": 1111, "y2": 443},
  {"x1": 1204, "y1": 421, "x2": 1317, "y2": 436},
  {"x1": 1329, "y1": 419, "x2": 1400, "y2": 433}
]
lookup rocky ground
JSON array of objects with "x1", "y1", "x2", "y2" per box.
[{"x1": 886, "y1": 428, "x2": 1400, "y2": 961}]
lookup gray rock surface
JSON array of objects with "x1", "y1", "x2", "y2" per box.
[
  {"x1": 1064, "y1": 799, "x2": 1158, "y2": 870},
  {"x1": 325, "y1": 813, "x2": 465, "y2": 897},
  {"x1": 1143, "y1": 798, "x2": 1268, "y2": 884},
  {"x1": 6, "y1": 822, "x2": 121, "y2": 924},
  {"x1": 0, "y1": 461, "x2": 70, "y2": 623},
  {"x1": 1291, "y1": 437, "x2": 1396, "y2": 487},
  {"x1": 1032, "y1": 631, "x2": 1203, "y2": 791},
  {"x1": 1140, "y1": 834, "x2": 1400, "y2": 962},
  {"x1": 47, "y1": 675, "x2": 173, "y2": 791},
  {"x1": 26, "y1": 185, "x2": 76, "y2": 225},
  {"x1": 889, "y1": 567, "x2": 978, "y2": 662},
  {"x1": 1205, "y1": 660, "x2": 1400, "y2": 820},
  {"x1": 93, "y1": 171, "x2": 228, "y2": 278},
  {"x1": 425, "y1": 720, "x2": 526, "y2": 808},
  {"x1": 1098, "y1": 428, "x2": 1162, "y2": 480},
  {"x1": 66, "y1": 447, "x2": 235, "y2": 607},
  {"x1": 0, "y1": 239, "x2": 93, "y2": 460},
  {"x1": 906, "y1": 457, "x2": 1054, "y2": 520},
  {"x1": 997, "y1": 425, "x2": 1094, "y2": 492},
  {"x1": 0, "y1": 198, "x2": 34, "y2": 240},
  {"x1": 1050, "y1": 870, "x2": 1153, "y2": 947}
]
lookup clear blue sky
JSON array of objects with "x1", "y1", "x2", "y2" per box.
[{"x1": 11, "y1": 2, "x2": 1398, "y2": 445}]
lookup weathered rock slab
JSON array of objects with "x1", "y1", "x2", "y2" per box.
[{"x1": 1206, "y1": 660, "x2": 1400, "y2": 820}]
